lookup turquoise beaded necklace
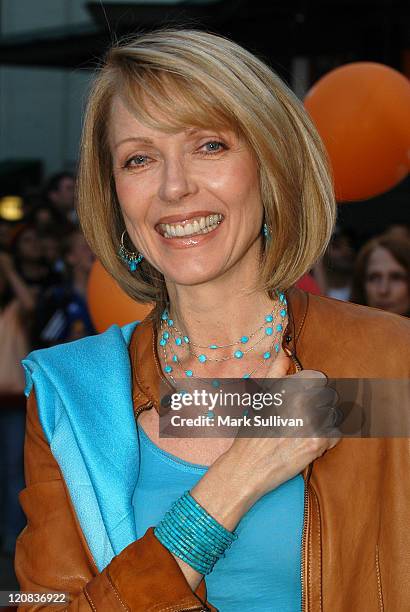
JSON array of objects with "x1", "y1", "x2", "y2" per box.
[{"x1": 158, "y1": 291, "x2": 288, "y2": 389}]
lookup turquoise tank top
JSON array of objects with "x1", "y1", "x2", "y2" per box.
[{"x1": 133, "y1": 423, "x2": 304, "y2": 611}]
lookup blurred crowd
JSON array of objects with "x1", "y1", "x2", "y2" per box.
[
  {"x1": 0, "y1": 170, "x2": 409, "y2": 570},
  {"x1": 312, "y1": 222, "x2": 410, "y2": 316},
  {"x1": 0, "y1": 172, "x2": 96, "y2": 565},
  {"x1": 0, "y1": 173, "x2": 96, "y2": 366}
]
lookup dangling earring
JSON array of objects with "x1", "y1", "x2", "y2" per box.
[
  {"x1": 263, "y1": 221, "x2": 271, "y2": 241},
  {"x1": 118, "y1": 230, "x2": 144, "y2": 272}
]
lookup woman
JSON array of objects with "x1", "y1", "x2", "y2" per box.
[
  {"x1": 16, "y1": 29, "x2": 410, "y2": 611},
  {"x1": 351, "y1": 234, "x2": 410, "y2": 316}
]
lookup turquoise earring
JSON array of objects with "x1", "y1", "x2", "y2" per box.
[
  {"x1": 263, "y1": 221, "x2": 271, "y2": 241},
  {"x1": 118, "y1": 230, "x2": 144, "y2": 272}
]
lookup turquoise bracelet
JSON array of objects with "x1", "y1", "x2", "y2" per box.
[
  {"x1": 177, "y1": 495, "x2": 235, "y2": 545},
  {"x1": 154, "y1": 490, "x2": 238, "y2": 575},
  {"x1": 155, "y1": 531, "x2": 210, "y2": 575},
  {"x1": 155, "y1": 522, "x2": 214, "y2": 569},
  {"x1": 165, "y1": 510, "x2": 222, "y2": 559},
  {"x1": 155, "y1": 522, "x2": 212, "y2": 575},
  {"x1": 180, "y1": 492, "x2": 238, "y2": 548},
  {"x1": 171, "y1": 504, "x2": 227, "y2": 555}
]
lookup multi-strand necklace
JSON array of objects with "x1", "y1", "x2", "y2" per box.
[{"x1": 157, "y1": 291, "x2": 288, "y2": 391}]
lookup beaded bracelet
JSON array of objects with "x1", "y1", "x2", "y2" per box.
[
  {"x1": 180, "y1": 492, "x2": 237, "y2": 549},
  {"x1": 165, "y1": 509, "x2": 223, "y2": 558},
  {"x1": 154, "y1": 490, "x2": 238, "y2": 575},
  {"x1": 155, "y1": 523, "x2": 213, "y2": 574},
  {"x1": 173, "y1": 500, "x2": 233, "y2": 552},
  {"x1": 180, "y1": 494, "x2": 236, "y2": 545},
  {"x1": 154, "y1": 533, "x2": 210, "y2": 575},
  {"x1": 155, "y1": 520, "x2": 215, "y2": 575},
  {"x1": 155, "y1": 509, "x2": 222, "y2": 574},
  {"x1": 171, "y1": 504, "x2": 228, "y2": 555}
]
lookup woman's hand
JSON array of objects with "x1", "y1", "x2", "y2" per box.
[{"x1": 191, "y1": 351, "x2": 341, "y2": 530}]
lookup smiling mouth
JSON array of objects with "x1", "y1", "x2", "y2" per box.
[{"x1": 156, "y1": 213, "x2": 224, "y2": 239}]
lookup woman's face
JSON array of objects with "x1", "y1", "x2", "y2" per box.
[
  {"x1": 365, "y1": 246, "x2": 409, "y2": 315},
  {"x1": 109, "y1": 97, "x2": 264, "y2": 287}
]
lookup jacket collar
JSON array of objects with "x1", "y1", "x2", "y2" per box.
[{"x1": 130, "y1": 286, "x2": 309, "y2": 412}]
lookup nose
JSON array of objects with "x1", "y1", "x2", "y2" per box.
[{"x1": 158, "y1": 158, "x2": 196, "y2": 203}]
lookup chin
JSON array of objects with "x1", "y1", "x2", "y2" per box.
[{"x1": 162, "y1": 265, "x2": 222, "y2": 287}]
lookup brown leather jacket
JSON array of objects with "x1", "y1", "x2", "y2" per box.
[{"x1": 15, "y1": 288, "x2": 410, "y2": 611}]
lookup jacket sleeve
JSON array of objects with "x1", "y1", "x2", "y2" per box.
[{"x1": 15, "y1": 391, "x2": 217, "y2": 612}]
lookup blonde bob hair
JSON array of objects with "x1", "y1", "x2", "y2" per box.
[{"x1": 78, "y1": 28, "x2": 336, "y2": 325}]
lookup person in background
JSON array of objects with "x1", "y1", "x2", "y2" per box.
[
  {"x1": 351, "y1": 234, "x2": 410, "y2": 317},
  {"x1": 44, "y1": 172, "x2": 77, "y2": 226},
  {"x1": 11, "y1": 225, "x2": 50, "y2": 290},
  {"x1": 29, "y1": 202, "x2": 67, "y2": 234},
  {"x1": 0, "y1": 250, "x2": 35, "y2": 555},
  {"x1": 33, "y1": 231, "x2": 96, "y2": 347},
  {"x1": 39, "y1": 230, "x2": 65, "y2": 277},
  {"x1": 315, "y1": 225, "x2": 357, "y2": 301}
]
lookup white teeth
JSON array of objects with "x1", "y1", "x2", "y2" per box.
[{"x1": 160, "y1": 213, "x2": 223, "y2": 238}]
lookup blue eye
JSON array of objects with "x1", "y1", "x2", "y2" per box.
[
  {"x1": 206, "y1": 142, "x2": 221, "y2": 150},
  {"x1": 202, "y1": 141, "x2": 227, "y2": 154},
  {"x1": 124, "y1": 155, "x2": 149, "y2": 168}
]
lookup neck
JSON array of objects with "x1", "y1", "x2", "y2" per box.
[
  {"x1": 156, "y1": 243, "x2": 290, "y2": 380},
  {"x1": 163, "y1": 252, "x2": 280, "y2": 350}
]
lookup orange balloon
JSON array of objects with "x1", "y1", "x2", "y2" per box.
[
  {"x1": 304, "y1": 62, "x2": 410, "y2": 202},
  {"x1": 87, "y1": 260, "x2": 153, "y2": 332}
]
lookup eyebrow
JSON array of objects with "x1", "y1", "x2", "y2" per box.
[
  {"x1": 113, "y1": 129, "x2": 208, "y2": 150},
  {"x1": 114, "y1": 137, "x2": 154, "y2": 150}
]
